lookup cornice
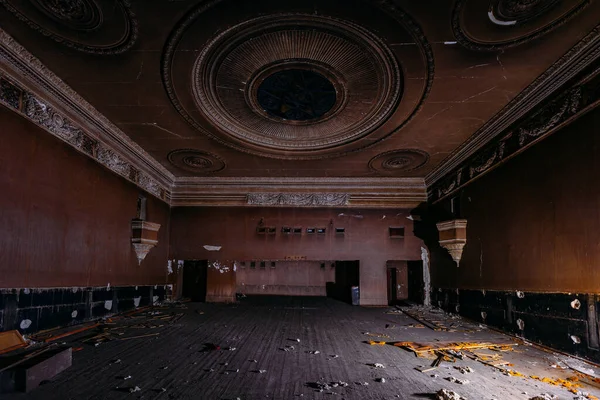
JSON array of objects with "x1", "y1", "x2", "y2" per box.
[
  {"x1": 429, "y1": 62, "x2": 600, "y2": 203},
  {"x1": 0, "y1": 29, "x2": 175, "y2": 198},
  {"x1": 170, "y1": 177, "x2": 427, "y2": 207},
  {"x1": 426, "y1": 23, "x2": 600, "y2": 187}
]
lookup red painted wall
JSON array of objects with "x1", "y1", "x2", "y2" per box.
[
  {"x1": 169, "y1": 207, "x2": 423, "y2": 305},
  {"x1": 431, "y1": 107, "x2": 600, "y2": 293},
  {"x1": 0, "y1": 106, "x2": 170, "y2": 288}
]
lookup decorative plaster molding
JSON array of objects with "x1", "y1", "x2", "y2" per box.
[
  {"x1": 451, "y1": 0, "x2": 590, "y2": 51},
  {"x1": 430, "y1": 65, "x2": 600, "y2": 203},
  {"x1": 436, "y1": 219, "x2": 468, "y2": 265},
  {"x1": 0, "y1": 28, "x2": 174, "y2": 201},
  {"x1": 0, "y1": 0, "x2": 138, "y2": 54},
  {"x1": 170, "y1": 177, "x2": 427, "y2": 207},
  {"x1": 247, "y1": 193, "x2": 350, "y2": 207},
  {"x1": 426, "y1": 23, "x2": 600, "y2": 188},
  {"x1": 161, "y1": 0, "x2": 434, "y2": 160},
  {"x1": 132, "y1": 243, "x2": 157, "y2": 265}
]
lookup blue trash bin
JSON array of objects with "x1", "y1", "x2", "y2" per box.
[{"x1": 351, "y1": 286, "x2": 360, "y2": 305}]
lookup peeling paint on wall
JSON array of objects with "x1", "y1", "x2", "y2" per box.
[{"x1": 421, "y1": 246, "x2": 431, "y2": 306}]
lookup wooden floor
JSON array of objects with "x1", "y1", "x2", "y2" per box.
[{"x1": 6, "y1": 296, "x2": 600, "y2": 400}]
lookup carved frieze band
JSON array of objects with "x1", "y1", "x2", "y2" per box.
[
  {"x1": 426, "y1": 23, "x2": 600, "y2": 186},
  {"x1": 429, "y1": 65, "x2": 600, "y2": 203},
  {"x1": 247, "y1": 193, "x2": 350, "y2": 207},
  {"x1": 0, "y1": 75, "x2": 168, "y2": 200}
]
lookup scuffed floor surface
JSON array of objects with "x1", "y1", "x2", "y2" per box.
[{"x1": 6, "y1": 296, "x2": 600, "y2": 400}]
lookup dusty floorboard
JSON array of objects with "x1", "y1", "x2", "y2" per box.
[{"x1": 4, "y1": 296, "x2": 600, "y2": 400}]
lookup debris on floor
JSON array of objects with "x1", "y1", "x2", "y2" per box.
[
  {"x1": 363, "y1": 332, "x2": 391, "y2": 339},
  {"x1": 528, "y1": 395, "x2": 557, "y2": 400},
  {"x1": 436, "y1": 388, "x2": 466, "y2": 400},
  {"x1": 446, "y1": 376, "x2": 470, "y2": 385},
  {"x1": 454, "y1": 366, "x2": 474, "y2": 374}
]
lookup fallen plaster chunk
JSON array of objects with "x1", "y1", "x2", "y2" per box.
[
  {"x1": 571, "y1": 299, "x2": 582, "y2": 309},
  {"x1": 309, "y1": 350, "x2": 320, "y2": 355},
  {"x1": 355, "y1": 382, "x2": 369, "y2": 386},
  {"x1": 129, "y1": 386, "x2": 141, "y2": 393},
  {"x1": 376, "y1": 378, "x2": 386, "y2": 383},
  {"x1": 570, "y1": 335, "x2": 581, "y2": 344},
  {"x1": 20, "y1": 319, "x2": 32, "y2": 329},
  {"x1": 258, "y1": 369, "x2": 267, "y2": 374},
  {"x1": 372, "y1": 363, "x2": 385, "y2": 368},
  {"x1": 134, "y1": 296, "x2": 141, "y2": 307},
  {"x1": 203, "y1": 245, "x2": 222, "y2": 251},
  {"x1": 445, "y1": 376, "x2": 469, "y2": 385},
  {"x1": 528, "y1": 395, "x2": 557, "y2": 400},
  {"x1": 124, "y1": 376, "x2": 132, "y2": 380},
  {"x1": 167, "y1": 260, "x2": 173, "y2": 274},
  {"x1": 436, "y1": 389, "x2": 465, "y2": 400},
  {"x1": 516, "y1": 291, "x2": 525, "y2": 298},
  {"x1": 71, "y1": 310, "x2": 78, "y2": 318},
  {"x1": 454, "y1": 366, "x2": 474, "y2": 374},
  {"x1": 516, "y1": 319, "x2": 525, "y2": 330},
  {"x1": 104, "y1": 300, "x2": 113, "y2": 310}
]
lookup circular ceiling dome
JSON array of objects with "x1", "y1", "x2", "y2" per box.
[
  {"x1": 162, "y1": 0, "x2": 433, "y2": 160},
  {"x1": 256, "y1": 69, "x2": 337, "y2": 122},
  {"x1": 191, "y1": 14, "x2": 401, "y2": 155}
]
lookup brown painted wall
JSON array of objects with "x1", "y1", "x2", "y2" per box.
[
  {"x1": 0, "y1": 106, "x2": 170, "y2": 288},
  {"x1": 169, "y1": 207, "x2": 423, "y2": 305},
  {"x1": 431, "y1": 107, "x2": 600, "y2": 293},
  {"x1": 236, "y1": 260, "x2": 335, "y2": 296}
]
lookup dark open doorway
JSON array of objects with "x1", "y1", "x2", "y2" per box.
[
  {"x1": 182, "y1": 260, "x2": 208, "y2": 302},
  {"x1": 407, "y1": 260, "x2": 425, "y2": 304},
  {"x1": 386, "y1": 261, "x2": 408, "y2": 305},
  {"x1": 326, "y1": 260, "x2": 360, "y2": 304}
]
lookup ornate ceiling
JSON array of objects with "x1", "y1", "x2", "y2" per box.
[{"x1": 0, "y1": 0, "x2": 599, "y2": 207}]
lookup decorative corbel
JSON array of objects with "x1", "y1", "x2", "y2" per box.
[
  {"x1": 436, "y1": 219, "x2": 467, "y2": 265},
  {"x1": 131, "y1": 219, "x2": 161, "y2": 265}
]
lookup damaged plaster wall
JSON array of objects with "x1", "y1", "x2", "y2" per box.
[
  {"x1": 169, "y1": 207, "x2": 424, "y2": 306},
  {"x1": 422, "y1": 246, "x2": 431, "y2": 306}
]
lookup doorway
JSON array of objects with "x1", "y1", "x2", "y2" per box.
[
  {"x1": 182, "y1": 260, "x2": 208, "y2": 302},
  {"x1": 407, "y1": 260, "x2": 425, "y2": 304},
  {"x1": 326, "y1": 260, "x2": 360, "y2": 304},
  {"x1": 386, "y1": 261, "x2": 408, "y2": 305}
]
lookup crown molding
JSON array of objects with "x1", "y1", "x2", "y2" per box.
[
  {"x1": 0, "y1": 29, "x2": 175, "y2": 200},
  {"x1": 170, "y1": 177, "x2": 427, "y2": 207},
  {"x1": 429, "y1": 62, "x2": 600, "y2": 203},
  {"x1": 425, "y1": 23, "x2": 600, "y2": 187}
]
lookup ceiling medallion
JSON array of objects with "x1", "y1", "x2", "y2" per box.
[
  {"x1": 0, "y1": 0, "x2": 137, "y2": 54},
  {"x1": 163, "y1": 0, "x2": 433, "y2": 160},
  {"x1": 167, "y1": 149, "x2": 226, "y2": 174},
  {"x1": 28, "y1": 0, "x2": 102, "y2": 31},
  {"x1": 189, "y1": 14, "x2": 401, "y2": 158},
  {"x1": 369, "y1": 149, "x2": 429, "y2": 174},
  {"x1": 452, "y1": 0, "x2": 590, "y2": 50}
]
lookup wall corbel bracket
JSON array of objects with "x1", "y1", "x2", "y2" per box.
[
  {"x1": 131, "y1": 220, "x2": 161, "y2": 265},
  {"x1": 436, "y1": 219, "x2": 468, "y2": 266}
]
